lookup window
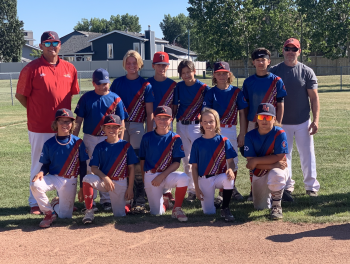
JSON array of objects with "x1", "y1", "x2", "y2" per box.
[
  {"x1": 155, "y1": 44, "x2": 164, "y2": 52},
  {"x1": 23, "y1": 32, "x2": 28, "y2": 36},
  {"x1": 107, "y1": 43, "x2": 113, "y2": 59},
  {"x1": 133, "y1": 42, "x2": 140, "y2": 54}
]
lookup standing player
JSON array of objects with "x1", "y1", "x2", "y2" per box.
[
  {"x1": 15, "y1": 31, "x2": 79, "y2": 214},
  {"x1": 203, "y1": 61, "x2": 248, "y2": 201},
  {"x1": 244, "y1": 103, "x2": 289, "y2": 220},
  {"x1": 242, "y1": 48, "x2": 287, "y2": 201},
  {"x1": 139, "y1": 106, "x2": 189, "y2": 221},
  {"x1": 270, "y1": 38, "x2": 320, "y2": 197},
  {"x1": 31, "y1": 109, "x2": 89, "y2": 228},
  {"x1": 74, "y1": 68, "x2": 128, "y2": 212},
  {"x1": 82, "y1": 114, "x2": 139, "y2": 224},
  {"x1": 147, "y1": 51, "x2": 177, "y2": 202},
  {"x1": 173, "y1": 60, "x2": 210, "y2": 202},
  {"x1": 110, "y1": 50, "x2": 154, "y2": 209},
  {"x1": 190, "y1": 108, "x2": 237, "y2": 221}
]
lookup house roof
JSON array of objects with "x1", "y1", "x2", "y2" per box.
[
  {"x1": 59, "y1": 32, "x2": 103, "y2": 55},
  {"x1": 165, "y1": 44, "x2": 197, "y2": 55},
  {"x1": 24, "y1": 44, "x2": 41, "y2": 50}
]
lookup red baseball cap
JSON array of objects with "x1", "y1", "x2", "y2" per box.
[
  {"x1": 284, "y1": 38, "x2": 300, "y2": 49},
  {"x1": 153, "y1": 52, "x2": 170, "y2": 65}
]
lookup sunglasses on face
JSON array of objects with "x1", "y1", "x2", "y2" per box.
[
  {"x1": 43, "y1": 41, "x2": 60, "y2": 47},
  {"x1": 257, "y1": 115, "x2": 273, "y2": 121},
  {"x1": 284, "y1": 47, "x2": 299, "y2": 52},
  {"x1": 57, "y1": 120, "x2": 72, "y2": 125}
]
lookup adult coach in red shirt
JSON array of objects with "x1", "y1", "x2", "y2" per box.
[{"x1": 15, "y1": 31, "x2": 80, "y2": 214}]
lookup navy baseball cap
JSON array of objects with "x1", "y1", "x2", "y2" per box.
[
  {"x1": 55, "y1": 108, "x2": 75, "y2": 120},
  {"x1": 154, "y1": 106, "x2": 172, "y2": 117},
  {"x1": 104, "y1": 114, "x2": 122, "y2": 126},
  {"x1": 251, "y1": 49, "x2": 270, "y2": 60},
  {"x1": 93, "y1": 68, "x2": 110, "y2": 85},
  {"x1": 214, "y1": 61, "x2": 230, "y2": 73},
  {"x1": 257, "y1": 103, "x2": 276, "y2": 117},
  {"x1": 41, "y1": 31, "x2": 60, "y2": 43}
]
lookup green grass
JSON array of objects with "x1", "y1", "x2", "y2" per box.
[{"x1": 0, "y1": 80, "x2": 349, "y2": 229}]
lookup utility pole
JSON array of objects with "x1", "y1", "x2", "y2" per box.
[{"x1": 188, "y1": 29, "x2": 190, "y2": 60}]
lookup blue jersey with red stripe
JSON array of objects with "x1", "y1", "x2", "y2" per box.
[
  {"x1": 242, "y1": 73, "x2": 287, "y2": 121},
  {"x1": 139, "y1": 131, "x2": 185, "y2": 172},
  {"x1": 74, "y1": 91, "x2": 128, "y2": 135},
  {"x1": 40, "y1": 135, "x2": 89, "y2": 175},
  {"x1": 203, "y1": 85, "x2": 248, "y2": 125},
  {"x1": 173, "y1": 80, "x2": 210, "y2": 121},
  {"x1": 147, "y1": 77, "x2": 177, "y2": 112},
  {"x1": 89, "y1": 139, "x2": 139, "y2": 176},
  {"x1": 189, "y1": 134, "x2": 237, "y2": 176},
  {"x1": 110, "y1": 76, "x2": 154, "y2": 122}
]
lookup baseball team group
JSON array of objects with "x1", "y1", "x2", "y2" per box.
[{"x1": 14, "y1": 31, "x2": 320, "y2": 228}]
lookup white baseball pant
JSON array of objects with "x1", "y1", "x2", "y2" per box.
[
  {"x1": 282, "y1": 119, "x2": 320, "y2": 192},
  {"x1": 144, "y1": 171, "x2": 189, "y2": 215},
  {"x1": 198, "y1": 173, "x2": 234, "y2": 214},
  {"x1": 30, "y1": 175, "x2": 77, "y2": 218},
  {"x1": 220, "y1": 126, "x2": 239, "y2": 170},
  {"x1": 252, "y1": 168, "x2": 288, "y2": 210},
  {"x1": 83, "y1": 174, "x2": 127, "y2": 217},
  {"x1": 176, "y1": 122, "x2": 201, "y2": 194},
  {"x1": 83, "y1": 134, "x2": 110, "y2": 204},
  {"x1": 28, "y1": 131, "x2": 55, "y2": 207}
]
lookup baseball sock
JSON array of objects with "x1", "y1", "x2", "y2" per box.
[
  {"x1": 83, "y1": 182, "x2": 94, "y2": 210},
  {"x1": 221, "y1": 189, "x2": 233, "y2": 209},
  {"x1": 174, "y1": 186, "x2": 187, "y2": 208}
]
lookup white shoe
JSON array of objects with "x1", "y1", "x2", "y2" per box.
[
  {"x1": 82, "y1": 209, "x2": 94, "y2": 224},
  {"x1": 172, "y1": 207, "x2": 188, "y2": 222}
]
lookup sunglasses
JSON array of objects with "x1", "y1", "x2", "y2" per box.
[
  {"x1": 257, "y1": 115, "x2": 274, "y2": 121},
  {"x1": 57, "y1": 120, "x2": 72, "y2": 125},
  {"x1": 284, "y1": 47, "x2": 299, "y2": 52},
  {"x1": 43, "y1": 41, "x2": 60, "y2": 47}
]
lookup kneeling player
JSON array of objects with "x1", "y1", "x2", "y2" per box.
[
  {"x1": 190, "y1": 108, "x2": 237, "y2": 222},
  {"x1": 140, "y1": 106, "x2": 188, "y2": 222},
  {"x1": 244, "y1": 103, "x2": 289, "y2": 220},
  {"x1": 31, "y1": 109, "x2": 89, "y2": 228},
  {"x1": 82, "y1": 115, "x2": 139, "y2": 224}
]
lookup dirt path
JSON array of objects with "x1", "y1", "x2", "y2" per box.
[{"x1": 1, "y1": 222, "x2": 350, "y2": 264}]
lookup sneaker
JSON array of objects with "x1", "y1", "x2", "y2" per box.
[
  {"x1": 30, "y1": 206, "x2": 41, "y2": 215},
  {"x1": 247, "y1": 191, "x2": 253, "y2": 201},
  {"x1": 163, "y1": 195, "x2": 173, "y2": 210},
  {"x1": 82, "y1": 209, "x2": 94, "y2": 224},
  {"x1": 186, "y1": 193, "x2": 196, "y2": 202},
  {"x1": 232, "y1": 188, "x2": 244, "y2": 201},
  {"x1": 163, "y1": 192, "x2": 175, "y2": 203},
  {"x1": 214, "y1": 192, "x2": 223, "y2": 209},
  {"x1": 220, "y1": 208, "x2": 235, "y2": 222},
  {"x1": 282, "y1": 190, "x2": 294, "y2": 202},
  {"x1": 102, "y1": 202, "x2": 112, "y2": 211},
  {"x1": 172, "y1": 207, "x2": 188, "y2": 222},
  {"x1": 270, "y1": 206, "x2": 283, "y2": 220},
  {"x1": 39, "y1": 212, "x2": 57, "y2": 228},
  {"x1": 81, "y1": 205, "x2": 98, "y2": 214},
  {"x1": 306, "y1": 190, "x2": 318, "y2": 197}
]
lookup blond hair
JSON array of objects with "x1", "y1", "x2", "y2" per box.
[
  {"x1": 123, "y1": 50, "x2": 143, "y2": 70},
  {"x1": 51, "y1": 119, "x2": 75, "y2": 134},
  {"x1": 200, "y1": 107, "x2": 221, "y2": 135},
  {"x1": 212, "y1": 71, "x2": 235, "y2": 86}
]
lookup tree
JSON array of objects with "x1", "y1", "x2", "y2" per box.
[
  {"x1": 74, "y1": 14, "x2": 141, "y2": 33},
  {"x1": 29, "y1": 49, "x2": 42, "y2": 58},
  {"x1": 0, "y1": 0, "x2": 24, "y2": 62},
  {"x1": 160, "y1": 14, "x2": 191, "y2": 48}
]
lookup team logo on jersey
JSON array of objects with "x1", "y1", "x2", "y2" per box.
[
  {"x1": 263, "y1": 105, "x2": 269, "y2": 112},
  {"x1": 40, "y1": 73, "x2": 45, "y2": 77},
  {"x1": 244, "y1": 146, "x2": 249, "y2": 151},
  {"x1": 63, "y1": 74, "x2": 71, "y2": 78},
  {"x1": 203, "y1": 101, "x2": 206, "y2": 106},
  {"x1": 159, "y1": 54, "x2": 165, "y2": 61},
  {"x1": 281, "y1": 140, "x2": 287, "y2": 149}
]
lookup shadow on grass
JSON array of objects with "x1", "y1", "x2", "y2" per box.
[
  {"x1": 266, "y1": 223, "x2": 350, "y2": 242},
  {"x1": 318, "y1": 88, "x2": 350, "y2": 93}
]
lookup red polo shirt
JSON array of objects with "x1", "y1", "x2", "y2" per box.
[{"x1": 17, "y1": 56, "x2": 80, "y2": 133}]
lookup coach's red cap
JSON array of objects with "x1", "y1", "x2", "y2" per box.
[
  {"x1": 104, "y1": 114, "x2": 122, "y2": 126},
  {"x1": 284, "y1": 38, "x2": 300, "y2": 49},
  {"x1": 41, "y1": 31, "x2": 60, "y2": 43},
  {"x1": 55, "y1": 108, "x2": 75, "y2": 120},
  {"x1": 153, "y1": 52, "x2": 170, "y2": 65},
  {"x1": 154, "y1": 106, "x2": 172, "y2": 118}
]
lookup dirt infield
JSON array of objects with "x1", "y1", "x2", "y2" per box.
[{"x1": 1, "y1": 221, "x2": 350, "y2": 263}]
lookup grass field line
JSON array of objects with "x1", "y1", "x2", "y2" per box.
[{"x1": 0, "y1": 121, "x2": 27, "y2": 128}]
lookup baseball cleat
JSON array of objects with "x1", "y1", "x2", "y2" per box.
[
  {"x1": 306, "y1": 190, "x2": 318, "y2": 197},
  {"x1": 81, "y1": 205, "x2": 98, "y2": 214},
  {"x1": 282, "y1": 190, "x2": 294, "y2": 202},
  {"x1": 163, "y1": 194, "x2": 174, "y2": 210},
  {"x1": 232, "y1": 187, "x2": 244, "y2": 201},
  {"x1": 39, "y1": 212, "x2": 57, "y2": 228},
  {"x1": 186, "y1": 193, "x2": 196, "y2": 202},
  {"x1": 163, "y1": 192, "x2": 175, "y2": 203},
  {"x1": 82, "y1": 209, "x2": 94, "y2": 224},
  {"x1": 220, "y1": 208, "x2": 235, "y2": 222},
  {"x1": 30, "y1": 206, "x2": 41, "y2": 215},
  {"x1": 50, "y1": 197, "x2": 60, "y2": 212},
  {"x1": 214, "y1": 193, "x2": 223, "y2": 209},
  {"x1": 172, "y1": 207, "x2": 188, "y2": 222},
  {"x1": 102, "y1": 202, "x2": 112, "y2": 211},
  {"x1": 270, "y1": 206, "x2": 283, "y2": 220}
]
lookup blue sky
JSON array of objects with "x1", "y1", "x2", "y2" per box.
[{"x1": 17, "y1": 0, "x2": 190, "y2": 45}]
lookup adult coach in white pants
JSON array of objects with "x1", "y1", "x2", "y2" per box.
[
  {"x1": 270, "y1": 38, "x2": 320, "y2": 197},
  {"x1": 15, "y1": 31, "x2": 79, "y2": 214}
]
